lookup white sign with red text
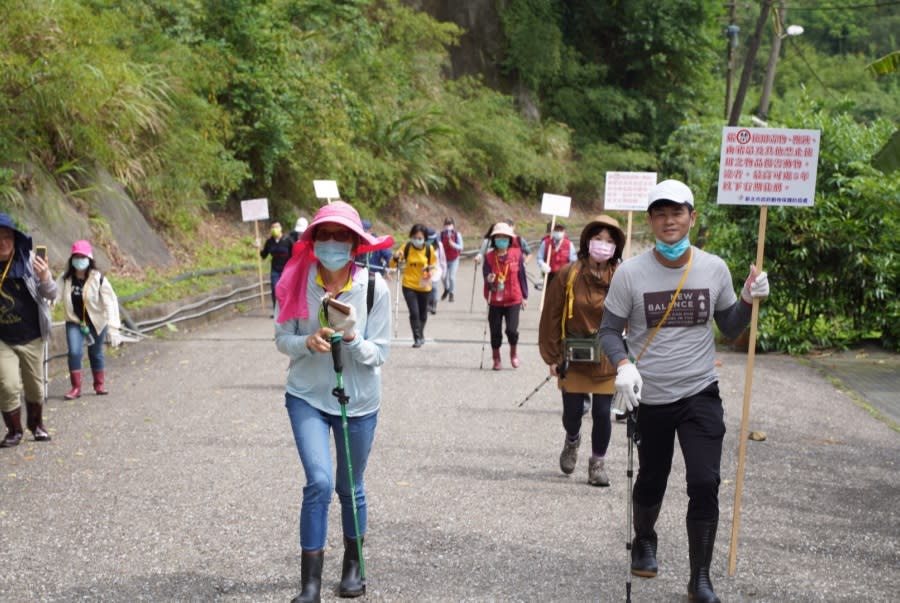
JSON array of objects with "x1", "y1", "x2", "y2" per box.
[
  {"x1": 717, "y1": 127, "x2": 820, "y2": 207},
  {"x1": 604, "y1": 171, "x2": 657, "y2": 211}
]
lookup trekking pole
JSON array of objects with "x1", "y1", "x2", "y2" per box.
[
  {"x1": 469, "y1": 260, "x2": 478, "y2": 313},
  {"x1": 624, "y1": 409, "x2": 641, "y2": 603},
  {"x1": 517, "y1": 376, "x2": 551, "y2": 407},
  {"x1": 478, "y1": 302, "x2": 490, "y2": 370},
  {"x1": 324, "y1": 303, "x2": 366, "y2": 588},
  {"x1": 43, "y1": 338, "x2": 49, "y2": 404},
  {"x1": 392, "y1": 265, "x2": 402, "y2": 339},
  {"x1": 517, "y1": 359, "x2": 566, "y2": 407}
]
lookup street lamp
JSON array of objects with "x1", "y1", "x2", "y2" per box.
[{"x1": 757, "y1": 18, "x2": 804, "y2": 123}]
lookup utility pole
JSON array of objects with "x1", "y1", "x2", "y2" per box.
[
  {"x1": 758, "y1": 0, "x2": 787, "y2": 122},
  {"x1": 724, "y1": 1, "x2": 739, "y2": 120},
  {"x1": 728, "y1": 0, "x2": 772, "y2": 127}
]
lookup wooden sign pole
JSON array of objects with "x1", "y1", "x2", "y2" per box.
[
  {"x1": 624, "y1": 211, "x2": 634, "y2": 259},
  {"x1": 728, "y1": 205, "x2": 768, "y2": 575},
  {"x1": 538, "y1": 214, "x2": 557, "y2": 312},
  {"x1": 254, "y1": 220, "x2": 266, "y2": 311}
]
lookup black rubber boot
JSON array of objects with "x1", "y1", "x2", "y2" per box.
[
  {"x1": 631, "y1": 502, "x2": 662, "y2": 577},
  {"x1": 339, "y1": 536, "x2": 365, "y2": 598},
  {"x1": 291, "y1": 550, "x2": 324, "y2": 603},
  {"x1": 25, "y1": 401, "x2": 51, "y2": 441},
  {"x1": 687, "y1": 519, "x2": 721, "y2": 603},
  {"x1": 1, "y1": 407, "x2": 24, "y2": 448},
  {"x1": 410, "y1": 318, "x2": 423, "y2": 347}
]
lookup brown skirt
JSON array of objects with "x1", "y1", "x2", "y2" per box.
[{"x1": 557, "y1": 364, "x2": 615, "y2": 395}]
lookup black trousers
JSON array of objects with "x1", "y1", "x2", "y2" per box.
[
  {"x1": 632, "y1": 383, "x2": 725, "y2": 521},
  {"x1": 562, "y1": 392, "x2": 613, "y2": 457},
  {"x1": 402, "y1": 287, "x2": 430, "y2": 325},
  {"x1": 487, "y1": 304, "x2": 520, "y2": 349}
]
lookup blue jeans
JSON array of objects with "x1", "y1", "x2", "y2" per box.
[
  {"x1": 443, "y1": 258, "x2": 460, "y2": 294},
  {"x1": 65, "y1": 322, "x2": 106, "y2": 371},
  {"x1": 285, "y1": 393, "x2": 378, "y2": 551},
  {"x1": 270, "y1": 270, "x2": 282, "y2": 308}
]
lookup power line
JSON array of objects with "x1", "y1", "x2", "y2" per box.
[
  {"x1": 790, "y1": 1, "x2": 900, "y2": 10},
  {"x1": 785, "y1": 38, "x2": 837, "y2": 100}
]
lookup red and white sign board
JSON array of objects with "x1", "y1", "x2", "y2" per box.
[
  {"x1": 241, "y1": 198, "x2": 269, "y2": 222},
  {"x1": 717, "y1": 127, "x2": 820, "y2": 206},
  {"x1": 604, "y1": 172, "x2": 657, "y2": 211}
]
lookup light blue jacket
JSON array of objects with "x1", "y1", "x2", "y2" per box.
[{"x1": 275, "y1": 266, "x2": 391, "y2": 416}]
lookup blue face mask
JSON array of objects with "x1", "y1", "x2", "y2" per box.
[
  {"x1": 410, "y1": 238, "x2": 425, "y2": 249},
  {"x1": 655, "y1": 236, "x2": 691, "y2": 261},
  {"x1": 72, "y1": 258, "x2": 90, "y2": 271},
  {"x1": 494, "y1": 238, "x2": 510, "y2": 250},
  {"x1": 314, "y1": 241, "x2": 353, "y2": 271}
]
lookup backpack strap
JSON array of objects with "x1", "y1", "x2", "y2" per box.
[
  {"x1": 403, "y1": 241, "x2": 432, "y2": 265},
  {"x1": 366, "y1": 269, "x2": 375, "y2": 315}
]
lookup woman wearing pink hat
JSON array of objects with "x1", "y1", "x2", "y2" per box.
[
  {"x1": 482, "y1": 222, "x2": 528, "y2": 370},
  {"x1": 273, "y1": 201, "x2": 393, "y2": 602},
  {"x1": 58, "y1": 240, "x2": 121, "y2": 399}
]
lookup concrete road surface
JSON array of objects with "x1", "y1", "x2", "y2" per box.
[{"x1": 2, "y1": 260, "x2": 898, "y2": 602}]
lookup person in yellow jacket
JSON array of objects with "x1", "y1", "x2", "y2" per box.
[
  {"x1": 57, "y1": 240, "x2": 121, "y2": 398},
  {"x1": 390, "y1": 224, "x2": 436, "y2": 348}
]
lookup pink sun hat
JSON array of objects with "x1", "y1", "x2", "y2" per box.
[
  {"x1": 71, "y1": 240, "x2": 93, "y2": 258},
  {"x1": 300, "y1": 201, "x2": 382, "y2": 249},
  {"x1": 276, "y1": 201, "x2": 393, "y2": 323}
]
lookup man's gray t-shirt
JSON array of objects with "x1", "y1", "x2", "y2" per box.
[{"x1": 604, "y1": 247, "x2": 737, "y2": 405}]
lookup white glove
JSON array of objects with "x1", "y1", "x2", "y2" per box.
[
  {"x1": 614, "y1": 362, "x2": 642, "y2": 412},
  {"x1": 108, "y1": 329, "x2": 122, "y2": 348},
  {"x1": 327, "y1": 303, "x2": 357, "y2": 339},
  {"x1": 741, "y1": 266, "x2": 770, "y2": 304},
  {"x1": 539, "y1": 261, "x2": 551, "y2": 274},
  {"x1": 474, "y1": 254, "x2": 482, "y2": 265}
]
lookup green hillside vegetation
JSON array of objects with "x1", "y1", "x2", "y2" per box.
[{"x1": 1, "y1": 0, "x2": 898, "y2": 351}]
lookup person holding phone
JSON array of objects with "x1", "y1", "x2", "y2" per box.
[
  {"x1": 0, "y1": 213, "x2": 57, "y2": 447},
  {"x1": 58, "y1": 240, "x2": 121, "y2": 399},
  {"x1": 273, "y1": 201, "x2": 393, "y2": 602}
]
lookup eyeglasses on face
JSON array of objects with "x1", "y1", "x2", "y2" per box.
[{"x1": 314, "y1": 228, "x2": 353, "y2": 242}]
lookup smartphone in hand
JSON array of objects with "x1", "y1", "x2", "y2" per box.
[
  {"x1": 35, "y1": 245, "x2": 48, "y2": 261},
  {"x1": 326, "y1": 297, "x2": 353, "y2": 316}
]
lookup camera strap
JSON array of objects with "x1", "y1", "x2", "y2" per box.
[
  {"x1": 560, "y1": 263, "x2": 581, "y2": 340},
  {"x1": 635, "y1": 248, "x2": 693, "y2": 364}
]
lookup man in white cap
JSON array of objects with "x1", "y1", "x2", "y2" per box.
[{"x1": 599, "y1": 179, "x2": 770, "y2": 603}]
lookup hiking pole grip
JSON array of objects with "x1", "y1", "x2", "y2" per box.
[{"x1": 330, "y1": 333, "x2": 344, "y2": 374}]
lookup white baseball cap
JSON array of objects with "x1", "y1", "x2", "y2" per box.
[{"x1": 647, "y1": 179, "x2": 694, "y2": 210}]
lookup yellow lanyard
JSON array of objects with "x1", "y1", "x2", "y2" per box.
[
  {"x1": 560, "y1": 262, "x2": 580, "y2": 340},
  {"x1": 0, "y1": 251, "x2": 12, "y2": 290},
  {"x1": 493, "y1": 253, "x2": 510, "y2": 282}
]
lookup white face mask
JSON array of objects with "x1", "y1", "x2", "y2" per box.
[
  {"x1": 72, "y1": 257, "x2": 90, "y2": 271},
  {"x1": 551, "y1": 231, "x2": 564, "y2": 242}
]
